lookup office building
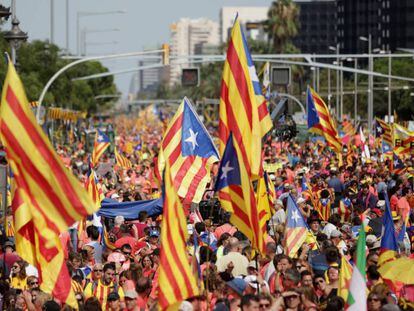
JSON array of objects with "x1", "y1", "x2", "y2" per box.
[
  {"x1": 220, "y1": 7, "x2": 268, "y2": 43},
  {"x1": 293, "y1": 0, "x2": 337, "y2": 54},
  {"x1": 337, "y1": 0, "x2": 414, "y2": 53},
  {"x1": 169, "y1": 18, "x2": 220, "y2": 86}
]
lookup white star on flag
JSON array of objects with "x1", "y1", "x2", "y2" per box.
[
  {"x1": 394, "y1": 160, "x2": 400, "y2": 167},
  {"x1": 220, "y1": 161, "x2": 234, "y2": 180},
  {"x1": 377, "y1": 126, "x2": 382, "y2": 133},
  {"x1": 98, "y1": 135, "x2": 103, "y2": 141},
  {"x1": 291, "y1": 210, "x2": 300, "y2": 223},
  {"x1": 185, "y1": 128, "x2": 199, "y2": 150}
]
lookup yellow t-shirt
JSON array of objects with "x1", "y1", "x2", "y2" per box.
[
  {"x1": 10, "y1": 276, "x2": 27, "y2": 290},
  {"x1": 84, "y1": 280, "x2": 124, "y2": 310}
]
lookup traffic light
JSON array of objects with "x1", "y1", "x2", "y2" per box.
[
  {"x1": 181, "y1": 68, "x2": 199, "y2": 87},
  {"x1": 162, "y1": 43, "x2": 169, "y2": 65},
  {"x1": 271, "y1": 66, "x2": 291, "y2": 86}
]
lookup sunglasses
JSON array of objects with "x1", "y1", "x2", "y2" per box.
[
  {"x1": 12, "y1": 266, "x2": 19, "y2": 269},
  {"x1": 315, "y1": 280, "x2": 325, "y2": 284},
  {"x1": 29, "y1": 282, "x2": 39, "y2": 286},
  {"x1": 368, "y1": 298, "x2": 380, "y2": 302},
  {"x1": 93, "y1": 269, "x2": 103, "y2": 272}
]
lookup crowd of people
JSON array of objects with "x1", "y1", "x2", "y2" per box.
[{"x1": 0, "y1": 113, "x2": 413, "y2": 311}]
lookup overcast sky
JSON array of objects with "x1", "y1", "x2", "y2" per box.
[{"x1": 8, "y1": 0, "x2": 272, "y2": 97}]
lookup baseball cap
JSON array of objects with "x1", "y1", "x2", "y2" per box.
[
  {"x1": 366, "y1": 234, "x2": 381, "y2": 249},
  {"x1": 226, "y1": 278, "x2": 246, "y2": 296},
  {"x1": 247, "y1": 261, "x2": 258, "y2": 270},
  {"x1": 330, "y1": 229, "x2": 342, "y2": 238},
  {"x1": 124, "y1": 290, "x2": 138, "y2": 299},
  {"x1": 149, "y1": 229, "x2": 160, "y2": 237},
  {"x1": 296, "y1": 197, "x2": 306, "y2": 205}
]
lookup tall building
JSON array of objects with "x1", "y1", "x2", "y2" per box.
[
  {"x1": 220, "y1": 7, "x2": 268, "y2": 43},
  {"x1": 135, "y1": 46, "x2": 167, "y2": 97},
  {"x1": 293, "y1": 0, "x2": 337, "y2": 54},
  {"x1": 169, "y1": 18, "x2": 220, "y2": 86},
  {"x1": 337, "y1": 0, "x2": 414, "y2": 53}
]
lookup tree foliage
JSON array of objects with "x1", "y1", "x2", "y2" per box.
[{"x1": 0, "y1": 31, "x2": 118, "y2": 113}]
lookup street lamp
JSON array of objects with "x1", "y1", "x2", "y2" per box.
[
  {"x1": 4, "y1": 0, "x2": 28, "y2": 65},
  {"x1": 329, "y1": 44, "x2": 340, "y2": 119},
  {"x1": 77, "y1": 10, "x2": 126, "y2": 56},
  {"x1": 80, "y1": 28, "x2": 120, "y2": 55},
  {"x1": 0, "y1": 5, "x2": 11, "y2": 20},
  {"x1": 359, "y1": 35, "x2": 373, "y2": 134},
  {"x1": 84, "y1": 41, "x2": 119, "y2": 55}
]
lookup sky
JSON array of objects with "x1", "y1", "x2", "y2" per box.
[{"x1": 8, "y1": 0, "x2": 273, "y2": 98}]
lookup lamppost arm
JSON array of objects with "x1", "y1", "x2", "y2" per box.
[{"x1": 36, "y1": 49, "x2": 163, "y2": 122}]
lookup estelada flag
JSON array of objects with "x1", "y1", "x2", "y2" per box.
[
  {"x1": 219, "y1": 16, "x2": 272, "y2": 179},
  {"x1": 1, "y1": 59, "x2": 97, "y2": 307},
  {"x1": 158, "y1": 97, "x2": 219, "y2": 204}
]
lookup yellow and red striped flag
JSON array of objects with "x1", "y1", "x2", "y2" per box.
[
  {"x1": 341, "y1": 119, "x2": 356, "y2": 145},
  {"x1": 157, "y1": 97, "x2": 219, "y2": 204},
  {"x1": 393, "y1": 123, "x2": 414, "y2": 156},
  {"x1": 215, "y1": 133, "x2": 266, "y2": 254},
  {"x1": 375, "y1": 118, "x2": 393, "y2": 147},
  {"x1": 285, "y1": 194, "x2": 308, "y2": 257},
  {"x1": 115, "y1": 148, "x2": 132, "y2": 169},
  {"x1": 91, "y1": 129, "x2": 110, "y2": 167},
  {"x1": 219, "y1": 17, "x2": 272, "y2": 179},
  {"x1": 84, "y1": 168, "x2": 104, "y2": 208},
  {"x1": 338, "y1": 255, "x2": 353, "y2": 302},
  {"x1": 307, "y1": 87, "x2": 342, "y2": 153},
  {"x1": 158, "y1": 163, "x2": 201, "y2": 309},
  {"x1": 256, "y1": 176, "x2": 271, "y2": 251},
  {"x1": 1, "y1": 60, "x2": 97, "y2": 307}
]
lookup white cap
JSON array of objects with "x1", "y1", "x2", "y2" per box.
[{"x1": 296, "y1": 197, "x2": 306, "y2": 205}]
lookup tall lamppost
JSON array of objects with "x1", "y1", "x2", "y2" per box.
[
  {"x1": 80, "y1": 28, "x2": 119, "y2": 56},
  {"x1": 329, "y1": 44, "x2": 340, "y2": 119},
  {"x1": 4, "y1": 0, "x2": 28, "y2": 65},
  {"x1": 360, "y1": 35, "x2": 373, "y2": 134},
  {"x1": 77, "y1": 10, "x2": 125, "y2": 56}
]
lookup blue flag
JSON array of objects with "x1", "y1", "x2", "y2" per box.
[
  {"x1": 181, "y1": 98, "x2": 219, "y2": 159},
  {"x1": 286, "y1": 194, "x2": 309, "y2": 229},
  {"x1": 215, "y1": 133, "x2": 241, "y2": 191},
  {"x1": 380, "y1": 192, "x2": 398, "y2": 252}
]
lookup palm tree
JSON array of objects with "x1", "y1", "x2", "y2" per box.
[{"x1": 267, "y1": 0, "x2": 300, "y2": 53}]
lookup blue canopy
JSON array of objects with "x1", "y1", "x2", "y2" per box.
[{"x1": 97, "y1": 198, "x2": 163, "y2": 220}]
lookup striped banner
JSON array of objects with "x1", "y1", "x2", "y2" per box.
[
  {"x1": 158, "y1": 98, "x2": 219, "y2": 204},
  {"x1": 158, "y1": 163, "x2": 201, "y2": 309},
  {"x1": 307, "y1": 87, "x2": 342, "y2": 153},
  {"x1": 115, "y1": 148, "x2": 132, "y2": 169},
  {"x1": 219, "y1": 17, "x2": 272, "y2": 179},
  {"x1": 91, "y1": 130, "x2": 110, "y2": 167},
  {"x1": 84, "y1": 169, "x2": 104, "y2": 208},
  {"x1": 1, "y1": 60, "x2": 97, "y2": 307},
  {"x1": 375, "y1": 118, "x2": 393, "y2": 146},
  {"x1": 216, "y1": 134, "x2": 265, "y2": 254},
  {"x1": 393, "y1": 123, "x2": 414, "y2": 155}
]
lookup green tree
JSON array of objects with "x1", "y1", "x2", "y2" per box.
[
  {"x1": 266, "y1": 0, "x2": 300, "y2": 54},
  {"x1": 0, "y1": 33, "x2": 118, "y2": 113}
]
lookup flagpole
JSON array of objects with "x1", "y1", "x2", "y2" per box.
[{"x1": 0, "y1": 165, "x2": 8, "y2": 233}]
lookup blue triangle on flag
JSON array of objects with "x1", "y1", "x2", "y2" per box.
[
  {"x1": 181, "y1": 98, "x2": 219, "y2": 159},
  {"x1": 214, "y1": 133, "x2": 241, "y2": 191},
  {"x1": 286, "y1": 194, "x2": 308, "y2": 229},
  {"x1": 306, "y1": 88, "x2": 320, "y2": 129},
  {"x1": 96, "y1": 130, "x2": 110, "y2": 143}
]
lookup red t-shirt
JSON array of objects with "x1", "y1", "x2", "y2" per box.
[{"x1": 134, "y1": 223, "x2": 148, "y2": 239}]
